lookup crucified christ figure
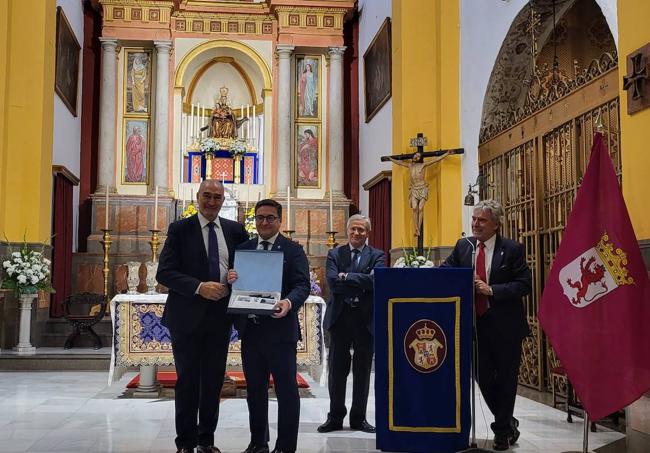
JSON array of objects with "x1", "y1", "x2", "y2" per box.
[{"x1": 387, "y1": 151, "x2": 453, "y2": 237}]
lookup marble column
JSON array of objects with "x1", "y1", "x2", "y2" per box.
[
  {"x1": 153, "y1": 41, "x2": 172, "y2": 193},
  {"x1": 275, "y1": 45, "x2": 294, "y2": 196},
  {"x1": 97, "y1": 38, "x2": 118, "y2": 192},
  {"x1": 328, "y1": 46, "x2": 346, "y2": 197}
]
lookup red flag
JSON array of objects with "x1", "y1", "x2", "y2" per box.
[{"x1": 538, "y1": 132, "x2": 650, "y2": 420}]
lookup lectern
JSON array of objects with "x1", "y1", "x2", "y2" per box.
[{"x1": 374, "y1": 267, "x2": 473, "y2": 453}]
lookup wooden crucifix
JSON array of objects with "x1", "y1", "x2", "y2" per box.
[{"x1": 381, "y1": 132, "x2": 464, "y2": 255}]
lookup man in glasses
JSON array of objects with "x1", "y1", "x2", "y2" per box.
[
  {"x1": 227, "y1": 199, "x2": 310, "y2": 453},
  {"x1": 157, "y1": 179, "x2": 248, "y2": 453}
]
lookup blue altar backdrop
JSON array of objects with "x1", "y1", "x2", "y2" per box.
[{"x1": 374, "y1": 267, "x2": 473, "y2": 453}]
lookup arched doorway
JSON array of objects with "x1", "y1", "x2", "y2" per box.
[{"x1": 478, "y1": 0, "x2": 619, "y2": 391}]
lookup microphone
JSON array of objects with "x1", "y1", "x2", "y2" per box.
[{"x1": 461, "y1": 232, "x2": 476, "y2": 272}]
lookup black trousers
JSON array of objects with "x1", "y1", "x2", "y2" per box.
[
  {"x1": 327, "y1": 304, "x2": 374, "y2": 423},
  {"x1": 476, "y1": 313, "x2": 523, "y2": 437},
  {"x1": 241, "y1": 329, "x2": 300, "y2": 452},
  {"x1": 170, "y1": 319, "x2": 231, "y2": 449}
]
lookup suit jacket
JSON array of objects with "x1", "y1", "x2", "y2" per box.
[
  {"x1": 441, "y1": 234, "x2": 532, "y2": 341},
  {"x1": 323, "y1": 244, "x2": 386, "y2": 334},
  {"x1": 157, "y1": 214, "x2": 248, "y2": 334},
  {"x1": 235, "y1": 234, "x2": 310, "y2": 343}
]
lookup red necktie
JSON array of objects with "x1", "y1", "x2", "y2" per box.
[{"x1": 475, "y1": 242, "x2": 489, "y2": 316}]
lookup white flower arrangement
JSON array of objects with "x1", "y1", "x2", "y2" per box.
[
  {"x1": 244, "y1": 206, "x2": 257, "y2": 238},
  {"x1": 199, "y1": 137, "x2": 220, "y2": 157},
  {"x1": 229, "y1": 138, "x2": 248, "y2": 157},
  {"x1": 1, "y1": 239, "x2": 52, "y2": 295},
  {"x1": 393, "y1": 248, "x2": 434, "y2": 268}
]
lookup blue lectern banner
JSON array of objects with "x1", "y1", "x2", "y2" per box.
[{"x1": 374, "y1": 267, "x2": 473, "y2": 453}]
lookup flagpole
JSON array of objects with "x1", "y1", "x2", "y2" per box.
[{"x1": 562, "y1": 412, "x2": 593, "y2": 453}]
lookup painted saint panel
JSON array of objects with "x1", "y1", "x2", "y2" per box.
[
  {"x1": 125, "y1": 50, "x2": 151, "y2": 115},
  {"x1": 364, "y1": 18, "x2": 392, "y2": 122},
  {"x1": 295, "y1": 124, "x2": 320, "y2": 188},
  {"x1": 296, "y1": 56, "x2": 320, "y2": 120},
  {"x1": 122, "y1": 119, "x2": 149, "y2": 184}
]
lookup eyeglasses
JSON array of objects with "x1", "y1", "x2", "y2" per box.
[{"x1": 255, "y1": 215, "x2": 279, "y2": 223}]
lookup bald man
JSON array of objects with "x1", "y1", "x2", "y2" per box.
[{"x1": 157, "y1": 180, "x2": 248, "y2": 453}]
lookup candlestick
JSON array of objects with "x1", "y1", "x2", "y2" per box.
[
  {"x1": 329, "y1": 189, "x2": 334, "y2": 232},
  {"x1": 153, "y1": 186, "x2": 159, "y2": 231},
  {"x1": 149, "y1": 229, "x2": 161, "y2": 263},
  {"x1": 326, "y1": 231, "x2": 338, "y2": 249},
  {"x1": 104, "y1": 185, "x2": 109, "y2": 230},
  {"x1": 221, "y1": 171, "x2": 226, "y2": 184},
  {"x1": 100, "y1": 229, "x2": 112, "y2": 299},
  {"x1": 287, "y1": 185, "x2": 291, "y2": 231},
  {"x1": 247, "y1": 104, "x2": 251, "y2": 140},
  {"x1": 245, "y1": 173, "x2": 250, "y2": 210}
]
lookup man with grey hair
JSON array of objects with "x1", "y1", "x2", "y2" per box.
[
  {"x1": 442, "y1": 199, "x2": 531, "y2": 451},
  {"x1": 318, "y1": 214, "x2": 385, "y2": 434}
]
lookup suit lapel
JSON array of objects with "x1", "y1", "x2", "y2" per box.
[
  {"x1": 340, "y1": 245, "x2": 352, "y2": 270},
  {"x1": 220, "y1": 217, "x2": 235, "y2": 262},
  {"x1": 489, "y1": 235, "x2": 505, "y2": 280},
  {"x1": 271, "y1": 234, "x2": 285, "y2": 252},
  {"x1": 192, "y1": 216, "x2": 209, "y2": 266}
]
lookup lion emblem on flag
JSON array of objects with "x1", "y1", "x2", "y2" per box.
[{"x1": 558, "y1": 232, "x2": 634, "y2": 308}]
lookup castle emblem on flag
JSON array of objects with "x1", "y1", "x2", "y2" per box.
[
  {"x1": 559, "y1": 232, "x2": 634, "y2": 308},
  {"x1": 403, "y1": 319, "x2": 447, "y2": 373}
]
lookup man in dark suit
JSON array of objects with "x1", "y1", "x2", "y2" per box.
[
  {"x1": 157, "y1": 179, "x2": 248, "y2": 453},
  {"x1": 227, "y1": 199, "x2": 310, "y2": 453},
  {"x1": 442, "y1": 199, "x2": 531, "y2": 451},
  {"x1": 317, "y1": 214, "x2": 385, "y2": 434}
]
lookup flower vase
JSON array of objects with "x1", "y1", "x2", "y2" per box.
[
  {"x1": 15, "y1": 293, "x2": 37, "y2": 355},
  {"x1": 126, "y1": 261, "x2": 141, "y2": 294},
  {"x1": 233, "y1": 154, "x2": 242, "y2": 183},
  {"x1": 145, "y1": 261, "x2": 159, "y2": 295}
]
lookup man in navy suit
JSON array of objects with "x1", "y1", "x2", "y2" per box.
[
  {"x1": 317, "y1": 214, "x2": 385, "y2": 434},
  {"x1": 227, "y1": 199, "x2": 310, "y2": 453},
  {"x1": 442, "y1": 199, "x2": 531, "y2": 451},
  {"x1": 157, "y1": 179, "x2": 248, "y2": 453}
]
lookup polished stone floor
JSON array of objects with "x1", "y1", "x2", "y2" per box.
[{"x1": 0, "y1": 367, "x2": 625, "y2": 453}]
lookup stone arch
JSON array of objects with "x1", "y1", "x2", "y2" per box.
[{"x1": 174, "y1": 39, "x2": 272, "y2": 91}]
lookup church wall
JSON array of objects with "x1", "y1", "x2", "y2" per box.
[
  {"x1": 357, "y1": 0, "x2": 392, "y2": 218},
  {"x1": 391, "y1": 0, "x2": 462, "y2": 249},
  {"x1": 618, "y1": 0, "x2": 650, "y2": 240},
  {"x1": 0, "y1": 0, "x2": 56, "y2": 243},
  {"x1": 53, "y1": 0, "x2": 85, "y2": 251}
]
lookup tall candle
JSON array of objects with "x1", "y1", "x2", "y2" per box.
[
  {"x1": 287, "y1": 185, "x2": 291, "y2": 230},
  {"x1": 189, "y1": 104, "x2": 194, "y2": 141},
  {"x1": 105, "y1": 185, "x2": 109, "y2": 230},
  {"x1": 329, "y1": 189, "x2": 334, "y2": 231},
  {"x1": 252, "y1": 104, "x2": 256, "y2": 143},
  {"x1": 241, "y1": 104, "x2": 245, "y2": 139},
  {"x1": 247, "y1": 104, "x2": 251, "y2": 140},
  {"x1": 153, "y1": 186, "x2": 159, "y2": 230}
]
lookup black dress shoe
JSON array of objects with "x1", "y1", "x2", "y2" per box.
[
  {"x1": 241, "y1": 444, "x2": 269, "y2": 453},
  {"x1": 493, "y1": 434, "x2": 510, "y2": 451},
  {"x1": 197, "y1": 447, "x2": 221, "y2": 453},
  {"x1": 270, "y1": 449, "x2": 294, "y2": 453},
  {"x1": 317, "y1": 417, "x2": 343, "y2": 433},
  {"x1": 509, "y1": 417, "x2": 520, "y2": 445},
  {"x1": 350, "y1": 419, "x2": 376, "y2": 433},
  {"x1": 176, "y1": 449, "x2": 194, "y2": 453}
]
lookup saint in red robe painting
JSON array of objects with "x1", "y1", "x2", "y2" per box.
[{"x1": 125, "y1": 125, "x2": 146, "y2": 183}]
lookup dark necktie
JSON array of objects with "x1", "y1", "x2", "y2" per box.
[
  {"x1": 260, "y1": 240, "x2": 270, "y2": 250},
  {"x1": 350, "y1": 249, "x2": 360, "y2": 272},
  {"x1": 475, "y1": 242, "x2": 488, "y2": 316},
  {"x1": 208, "y1": 221, "x2": 221, "y2": 282}
]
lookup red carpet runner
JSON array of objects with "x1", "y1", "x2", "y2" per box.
[{"x1": 126, "y1": 371, "x2": 310, "y2": 389}]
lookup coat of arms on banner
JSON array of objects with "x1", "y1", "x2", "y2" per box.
[
  {"x1": 403, "y1": 319, "x2": 447, "y2": 373},
  {"x1": 558, "y1": 232, "x2": 635, "y2": 308}
]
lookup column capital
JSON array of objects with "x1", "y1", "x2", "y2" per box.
[
  {"x1": 154, "y1": 40, "x2": 173, "y2": 52},
  {"x1": 276, "y1": 45, "x2": 295, "y2": 58},
  {"x1": 328, "y1": 46, "x2": 347, "y2": 59},
  {"x1": 99, "y1": 37, "x2": 118, "y2": 51}
]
